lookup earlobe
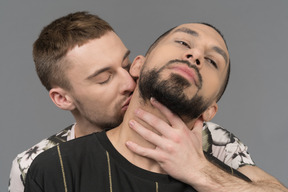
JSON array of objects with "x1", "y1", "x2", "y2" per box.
[
  {"x1": 129, "y1": 55, "x2": 145, "y2": 78},
  {"x1": 49, "y1": 87, "x2": 75, "y2": 111},
  {"x1": 202, "y1": 102, "x2": 218, "y2": 122}
]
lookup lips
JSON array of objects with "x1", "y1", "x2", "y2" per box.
[
  {"x1": 121, "y1": 95, "x2": 132, "y2": 111},
  {"x1": 169, "y1": 64, "x2": 201, "y2": 88}
]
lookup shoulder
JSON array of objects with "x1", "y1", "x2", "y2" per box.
[
  {"x1": 204, "y1": 121, "x2": 235, "y2": 143},
  {"x1": 29, "y1": 144, "x2": 60, "y2": 170},
  {"x1": 25, "y1": 145, "x2": 64, "y2": 191},
  {"x1": 203, "y1": 121, "x2": 255, "y2": 169},
  {"x1": 29, "y1": 132, "x2": 101, "y2": 177},
  {"x1": 26, "y1": 132, "x2": 105, "y2": 192},
  {"x1": 10, "y1": 125, "x2": 74, "y2": 185},
  {"x1": 15, "y1": 124, "x2": 74, "y2": 167},
  {"x1": 57, "y1": 132, "x2": 99, "y2": 155}
]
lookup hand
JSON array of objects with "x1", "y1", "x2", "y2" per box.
[{"x1": 125, "y1": 97, "x2": 209, "y2": 183}]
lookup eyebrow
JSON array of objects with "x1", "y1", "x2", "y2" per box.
[
  {"x1": 87, "y1": 49, "x2": 131, "y2": 80},
  {"x1": 212, "y1": 46, "x2": 228, "y2": 66},
  {"x1": 123, "y1": 50, "x2": 131, "y2": 62},
  {"x1": 173, "y1": 27, "x2": 228, "y2": 66},
  {"x1": 173, "y1": 27, "x2": 199, "y2": 37}
]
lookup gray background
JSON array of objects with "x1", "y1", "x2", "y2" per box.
[{"x1": 1, "y1": 0, "x2": 287, "y2": 190}]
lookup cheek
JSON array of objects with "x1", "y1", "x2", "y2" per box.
[
  {"x1": 93, "y1": 88, "x2": 116, "y2": 100},
  {"x1": 75, "y1": 86, "x2": 108, "y2": 103},
  {"x1": 95, "y1": 85, "x2": 122, "y2": 105},
  {"x1": 202, "y1": 75, "x2": 221, "y2": 97}
]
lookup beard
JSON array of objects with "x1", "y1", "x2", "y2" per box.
[{"x1": 138, "y1": 60, "x2": 210, "y2": 120}]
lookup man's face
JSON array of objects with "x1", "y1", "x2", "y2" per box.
[
  {"x1": 139, "y1": 23, "x2": 229, "y2": 119},
  {"x1": 64, "y1": 31, "x2": 136, "y2": 129}
]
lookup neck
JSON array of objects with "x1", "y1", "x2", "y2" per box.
[{"x1": 107, "y1": 88, "x2": 196, "y2": 174}]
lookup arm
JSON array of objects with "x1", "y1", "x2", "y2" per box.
[
  {"x1": 238, "y1": 165, "x2": 287, "y2": 191},
  {"x1": 126, "y1": 98, "x2": 288, "y2": 192},
  {"x1": 9, "y1": 146, "x2": 41, "y2": 192},
  {"x1": 24, "y1": 145, "x2": 66, "y2": 192},
  {"x1": 9, "y1": 140, "x2": 56, "y2": 192},
  {"x1": 9, "y1": 125, "x2": 74, "y2": 192},
  {"x1": 9, "y1": 158, "x2": 25, "y2": 192}
]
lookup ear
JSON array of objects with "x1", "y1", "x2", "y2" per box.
[
  {"x1": 49, "y1": 87, "x2": 75, "y2": 111},
  {"x1": 129, "y1": 55, "x2": 145, "y2": 78},
  {"x1": 201, "y1": 102, "x2": 218, "y2": 122}
]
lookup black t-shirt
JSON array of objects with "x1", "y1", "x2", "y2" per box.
[{"x1": 25, "y1": 131, "x2": 196, "y2": 192}]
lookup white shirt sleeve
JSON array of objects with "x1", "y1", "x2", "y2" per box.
[
  {"x1": 9, "y1": 158, "x2": 25, "y2": 192},
  {"x1": 8, "y1": 124, "x2": 75, "y2": 192}
]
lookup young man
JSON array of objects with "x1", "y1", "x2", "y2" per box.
[
  {"x1": 9, "y1": 12, "x2": 256, "y2": 192},
  {"x1": 125, "y1": 23, "x2": 288, "y2": 191},
  {"x1": 9, "y1": 11, "x2": 136, "y2": 192},
  {"x1": 24, "y1": 22, "x2": 287, "y2": 191}
]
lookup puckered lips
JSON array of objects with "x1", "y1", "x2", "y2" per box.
[{"x1": 121, "y1": 95, "x2": 132, "y2": 112}]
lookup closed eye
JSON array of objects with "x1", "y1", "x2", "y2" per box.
[{"x1": 98, "y1": 73, "x2": 112, "y2": 84}]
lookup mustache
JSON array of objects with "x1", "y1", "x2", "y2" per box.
[{"x1": 161, "y1": 59, "x2": 202, "y2": 89}]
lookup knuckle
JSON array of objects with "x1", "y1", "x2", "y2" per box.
[
  {"x1": 165, "y1": 144, "x2": 175, "y2": 154},
  {"x1": 170, "y1": 133, "x2": 181, "y2": 144}
]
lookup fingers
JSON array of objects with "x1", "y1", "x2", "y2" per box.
[
  {"x1": 125, "y1": 140, "x2": 165, "y2": 162},
  {"x1": 133, "y1": 98, "x2": 187, "y2": 137},
  {"x1": 125, "y1": 141, "x2": 152, "y2": 158},
  {"x1": 134, "y1": 108, "x2": 175, "y2": 138},
  {"x1": 192, "y1": 119, "x2": 204, "y2": 134},
  {"x1": 129, "y1": 119, "x2": 167, "y2": 148},
  {"x1": 150, "y1": 98, "x2": 186, "y2": 128}
]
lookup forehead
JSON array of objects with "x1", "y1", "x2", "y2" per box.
[
  {"x1": 69, "y1": 31, "x2": 126, "y2": 56},
  {"x1": 166, "y1": 23, "x2": 229, "y2": 60},
  {"x1": 174, "y1": 23, "x2": 226, "y2": 44},
  {"x1": 66, "y1": 31, "x2": 127, "y2": 66}
]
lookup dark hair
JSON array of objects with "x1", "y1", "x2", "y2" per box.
[
  {"x1": 145, "y1": 26, "x2": 176, "y2": 57},
  {"x1": 33, "y1": 11, "x2": 113, "y2": 90},
  {"x1": 145, "y1": 22, "x2": 230, "y2": 102}
]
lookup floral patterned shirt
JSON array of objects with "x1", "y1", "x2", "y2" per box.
[{"x1": 9, "y1": 122, "x2": 255, "y2": 192}]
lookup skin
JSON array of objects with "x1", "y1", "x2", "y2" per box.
[
  {"x1": 12, "y1": 16, "x2": 286, "y2": 192},
  {"x1": 124, "y1": 23, "x2": 288, "y2": 191},
  {"x1": 107, "y1": 22, "x2": 229, "y2": 182},
  {"x1": 49, "y1": 31, "x2": 136, "y2": 137},
  {"x1": 39, "y1": 24, "x2": 286, "y2": 191},
  {"x1": 138, "y1": 23, "x2": 230, "y2": 124},
  {"x1": 9, "y1": 30, "x2": 137, "y2": 192}
]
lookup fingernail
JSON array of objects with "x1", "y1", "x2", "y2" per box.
[
  {"x1": 126, "y1": 141, "x2": 132, "y2": 147},
  {"x1": 150, "y1": 97, "x2": 157, "y2": 103},
  {"x1": 134, "y1": 109, "x2": 140, "y2": 116},
  {"x1": 129, "y1": 120, "x2": 135, "y2": 127}
]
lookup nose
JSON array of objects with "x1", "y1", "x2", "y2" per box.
[
  {"x1": 119, "y1": 69, "x2": 136, "y2": 95},
  {"x1": 183, "y1": 48, "x2": 203, "y2": 68}
]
